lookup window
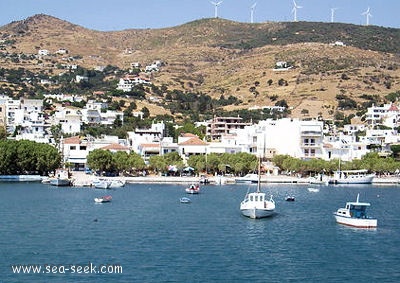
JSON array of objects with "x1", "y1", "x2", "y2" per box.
[{"x1": 70, "y1": 146, "x2": 76, "y2": 150}]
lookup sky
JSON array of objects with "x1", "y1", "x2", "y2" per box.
[{"x1": 0, "y1": 0, "x2": 398, "y2": 31}]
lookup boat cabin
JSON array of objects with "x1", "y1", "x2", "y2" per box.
[
  {"x1": 246, "y1": 192, "x2": 266, "y2": 203},
  {"x1": 346, "y1": 203, "x2": 369, "y2": 219}
]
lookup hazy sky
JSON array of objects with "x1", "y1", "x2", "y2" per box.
[{"x1": 0, "y1": 0, "x2": 398, "y2": 31}]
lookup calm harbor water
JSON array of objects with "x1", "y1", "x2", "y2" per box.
[{"x1": 1, "y1": 181, "x2": 399, "y2": 282}]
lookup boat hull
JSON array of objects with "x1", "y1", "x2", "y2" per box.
[
  {"x1": 49, "y1": 178, "x2": 71, "y2": 186},
  {"x1": 235, "y1": 173, "x2": 258, "y2": 184},
  {"x1": 334, "y1": 213, "x2": 377, "y2": 228},
  {"x1": 241, "y1": 208, "x2": 275, "y2": 219},
  {"x1": 329, "y1": 171, "x2": 375, "y2": 184},
  {"x1": 92, "y1": 180, "x2": 110, "y2": 189}
]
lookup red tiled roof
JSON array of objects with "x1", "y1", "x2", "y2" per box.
[
  {"x1": 140, "y1": 143, "x2": 160, "y2": 148},
  {"x1": 101, "y1": 143, "x2": 129, "y2": 151},
  {"x1": 63, "y1": 136, "x2": 81, "y2": 144},
  {"x1": 388, "y1": 103, "x2": 399, "y2": 111},
  {"x1": 180, "y1": 133, "x2": 198, "y2": 138},
  {"x1": 179, "y1": 137, "x2": 208, "y2": 146}
]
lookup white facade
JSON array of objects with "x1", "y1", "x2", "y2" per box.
[
  {"x1": 117, "y1": 76, "x2": 151, "y2": 92},
  {"x1": 127, "y1": 122, "x2": 165, "y2": 153},
  {"x1": 232, "y1": 118, "x2": 325, "y2": 159},
  {"x1": 365, "y1": 103, "x2": 400, "y2": 128},
  {"x1": 53, "y1": 107, "x2": 82, "y2": 134}
]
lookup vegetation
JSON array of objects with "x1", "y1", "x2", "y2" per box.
[
  {"x1": 86, "y1": 149, "x2": 145, "y2": 175},
  {"x1": 0, "y1": 140, "x2": 61, "y2": 175},
  {"x1": 272, "y1": 153, "x2": 400, "y2": 175}
]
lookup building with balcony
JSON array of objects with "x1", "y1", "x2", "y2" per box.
[{"x1": 206, "y1": 116, "x2": 252, "y2": 141}]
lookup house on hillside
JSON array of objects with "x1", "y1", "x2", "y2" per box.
[
  {"x1": 117, "y1": 75, "x2": 151, "y2": 92},
  {"x1": 178, "y1": 133, "x2": 208, "y2": 160}
]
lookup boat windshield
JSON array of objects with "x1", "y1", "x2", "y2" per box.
[{"x1": 349, "y1": 205, "x2": 367, "y2": 218}]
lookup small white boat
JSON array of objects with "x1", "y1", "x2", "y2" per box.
[
  {"x1": 108, "y1": 179, "x2": 126, "y2": 188},
  {"x1": 307, "y1": 187, "x2": 320, "y2": 193},
  {"x1": 180, "y1": 197, "x2": 191, "y2": 204},
  {"x1": 235, "y1": 173, "x2": 258, "y2": 184},
  {"x1": 49, "y1": 169, "x2": 72, "y2": 186},
  {"x1": 92, "y1": 179, "x2": 110, "y2": 189},
  {"x1": 240, "y1": 159, "x2": 275, "y2": 219},
  {"x1": 285, "y1": 195, "x2": 295, "y2": 202},
  {"x1": 185, "y1": 184, "x2": 200, "y2": 194},
  {"x1": 333, "y1": 194, "x2": 377, "y2": 228},
  {"x1": 94, "y1": 195, "x2": 112, "y2": 203}
]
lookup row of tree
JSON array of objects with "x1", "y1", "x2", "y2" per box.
[
  {"x1": 0, "y1": 140, "x2": 61, "y2": 175},
  {"x1": 86, "y1": 149, "x2": 400, "y2": 177}
]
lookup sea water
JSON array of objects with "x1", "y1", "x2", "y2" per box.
[{"x1": 0, "y1": 182, "x2": 399, "y2": 282}]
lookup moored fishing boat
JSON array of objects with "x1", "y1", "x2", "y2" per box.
[
  {"x1": 240, "y1": 158, "x2": 275, "y2": 219},
  {"x1": 333, "y1": 193, "x2": 377, "y2": 228},
  {"x1": 328, "y1": 169, "x2": 375, "y2": 184}
]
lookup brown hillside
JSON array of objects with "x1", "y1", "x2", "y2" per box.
[{"x1": 1, "y1": 14, "x2": 400, "y2": 119}]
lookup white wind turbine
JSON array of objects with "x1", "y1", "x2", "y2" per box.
[
  {"x1": 210, "y1": 1, "x2": 223, "y2": 18},
  {"x1": 330, "y1": 7, "x2": 338, "y2": 23},
  {"x1": 250, "y1": 2, "x2": 257, "y2": 23},
  {"x1": 292, "y1": 0, "x2": 302, "y2": 22},
  {"x1": 362, "y1": 7, "x2": 372, "y2": 26}
]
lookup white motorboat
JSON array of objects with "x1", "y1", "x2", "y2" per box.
[
  {"x1": 49, "y1": 169, "x2": 72, "y2": 186},
  {"x1": 185, "y1": 184, "x2": 200, "y2": 194},
  {"x1": 94, "y1": 195, "x2": 112, "y2": 203},
  {"x1": 235, "y1": 173, "x2": 258, "y2": 184},
  {"x1": 307, "y1": 187, "x2": 320, "y2": 193},
  {"x1": 92, "y1": 179, "x2": 110, "y2": 189},
  {"x1": 328, "y1": 169, "x2": 375, "y2": 184},
  {"x1": 333, "y1": 193, "x2": 377, "y2": 228},
  {"x1": 240, "y1": 159, "x2": 275, "y2": 219},
  {"x1": 108, "y1": 179, "x2": 126, "y2": 188},
  {"x1": 180, "y1": 197, "x2": 191, "y2": 204}
]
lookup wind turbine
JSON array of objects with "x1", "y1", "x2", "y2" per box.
[
  {"x1": 361, "y1": 7, "x2": 372, "y2": 26},
  {"x1": 250, "y1": 2, "x2": 257, "y2": 23},
  {"x1": 292, "y1": 0, "x2": 302, "y2": 22},
  {"x1": 330, "y1": 8, "x2": 338, "y2": 23},
  {"x1": 210, "y1": 1, "x2": 223, "y2": 18}
]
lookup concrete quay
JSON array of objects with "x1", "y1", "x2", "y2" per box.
[{"x1": 70, "y1": 171, "x2": 400, "y2": 186}]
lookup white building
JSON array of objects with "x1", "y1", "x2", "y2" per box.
[
  {"x1": 53, "y1": 107, "x2": 82, "y2": 134},
  {"x1": 127, "y1": 122, "x2": 165, "y2": 157},
  {"x1": 365, "y1": 103, "x2": 400, "y2": 128},
  {"x1": 117, "y1": 75, "x2": 151, "y2": 92}
]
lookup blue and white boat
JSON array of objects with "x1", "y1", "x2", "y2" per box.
[{"x1": 333, "y1": 194, "x2": 377, "y2": 228}]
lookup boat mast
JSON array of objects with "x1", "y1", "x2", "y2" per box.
[{"x1": 257, "y1": 157, "x2": 261, "y2": 193}]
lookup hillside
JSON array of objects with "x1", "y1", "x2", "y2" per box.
[{"x1": 1, "y1": 14, "x2": 400, "y2": 120}]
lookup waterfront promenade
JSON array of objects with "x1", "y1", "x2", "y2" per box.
[{"x1": 70, "y1": 171, "x2": 400, "y2": 186}]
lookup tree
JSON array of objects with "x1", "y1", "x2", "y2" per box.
[
  {"x1": 142, "y1": 107, "x2": 150, "y2": 119},
  {"x1": 0, "y1": 126, "x2": 7, "y2": 139},
  {"x1": 87, "y1": 149, "x2": 114, "y2": 173}
]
